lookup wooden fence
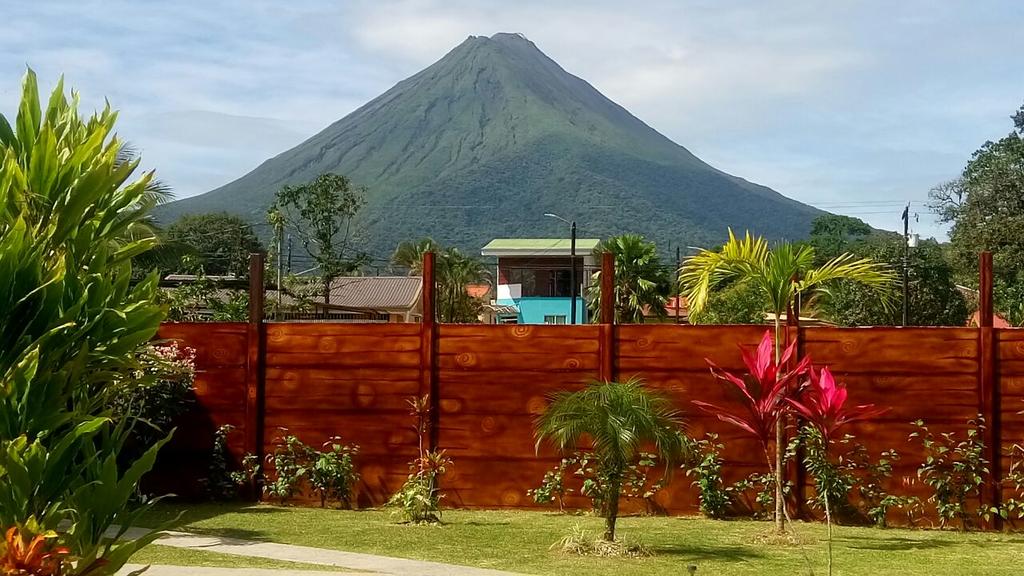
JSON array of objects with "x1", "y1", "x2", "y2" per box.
[{"x1": 153, "y1": 252, "x2": 1024, "y2": 523}]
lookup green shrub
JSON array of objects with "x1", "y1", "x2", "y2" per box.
[
  {"x1": 528, "y1": 458, "x2": 573, "y2": 511},
  {"x1": 308, "y1": 437, "x2": 360, "y2": 509},
  {"x1": 260, "y1": 429, "x2": 359, "y2": 507},
  {"x1": 388, "y1": 450, "x2": 452, "y2": 523},
  {"x1": 111, "y1": 342, "x2": 196, "y2": 456},
  {"x1": 1000, "y1": 441, "x2": 1024, "y2": 526},
  {"x1": 911, "y1": 416, "x2": 989, "y2": 530},
  {"x1": 203, "y1": 424, "x2": 261, "y2": 501},
  {"x1": 264, "y1": 429, "x2": 311, "y2": 505},
  {"x1": 685, "y1": 434, "x2": 731, "y2": 519},
  {"x1": 0, "y1": 69, "x2": 172, "y2": 573}
]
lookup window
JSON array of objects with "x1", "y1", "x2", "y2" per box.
[{"x1": 543, "y1": 315, "x2": 567, "y2": 325}]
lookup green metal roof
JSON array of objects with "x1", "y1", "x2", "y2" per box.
[{"x1": 481, "y1": 238, "x2": 602, "y2": 254}]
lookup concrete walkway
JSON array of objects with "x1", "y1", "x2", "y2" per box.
[
  {"x1": 117, "y1": 528, "x2": 522, "y2": 576},
  {"x1": 118, "y1": 567, "x2": 366, "y2": 576}
]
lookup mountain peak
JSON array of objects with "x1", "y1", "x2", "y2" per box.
[
  {"x1": 489, "y1": 32, "x2": 530, "y2": 43},
  {"x1": 157, "y1": 34, "x2": 820, "y2": 259}
]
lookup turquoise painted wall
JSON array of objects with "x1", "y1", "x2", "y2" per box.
[{"x1": 496, "y1": 296, "x2": 586, "y2": 324}]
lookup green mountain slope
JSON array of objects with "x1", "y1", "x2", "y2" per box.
[{"x1": 156, "y1": 32, "x2": 822, "y2": 258}]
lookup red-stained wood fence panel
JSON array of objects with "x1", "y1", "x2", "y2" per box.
[
  {"x1": 152, "y1": 323, "x2": 249, "y2": 498},
  {"x1": 263, "y1": 322, "x2": 423, "y2": 506},
  {"x1": 615, "y1": 324, "x2": 768, "y2": 512},
  {"x1": 802, "y1": 327, "x2": 983, "y2": 511},
  {"x1": 999, "y1": 329, "x2": 1024, "y2": 508},
  {"x1": 152, "y1": 319, "x2": 1024, "y2": 524},
  {"x1": 437, "y1": 324, "x2": 601, "y2": 509}
]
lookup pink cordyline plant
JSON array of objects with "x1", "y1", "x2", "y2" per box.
[
  {"x1": 786, "y1": 366, "x2": 889, "y2": 441},
  {"x1": 694, "y1": 330, "x2": 811, "y2": 457},
  {"x1": 787, "y1": 365, "x2": 888, "y2": 576}
]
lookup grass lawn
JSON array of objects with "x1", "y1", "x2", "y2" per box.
[
  {"x1": 139, "y1": 502, "x2": 1024, "y2": 575},
  {"x1": 130, "y1": 544, "x2": 339, "y2": 571}
]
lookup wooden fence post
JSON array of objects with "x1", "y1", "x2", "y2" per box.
[
  {"x1": 246, "y1": 252, "x2": 266, "y2": 499},
  {"x1": 787, "y1": 290, "x2": 807, "y2": 518},
  {"x1": 421, "y1": 252, "x2": 440, "y2": 451},
  {"x1": 978, "y1": 251, "x2": 1001, "y2": 527},
  {"x1": 600, "y1": 252, "x2": 615, "y2": 382}
]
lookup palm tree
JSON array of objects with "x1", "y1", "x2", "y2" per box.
[
  {"x1": 534, "y1": 378, "x2": 687, "y2": 541},
  {"x1": 436, "y1": 247, "x2": 490, "y2": 323},
  {"x1": 394, "y1": 240, "x2": 490, "y2": 322},
  {"x1": 679, "y1": 229, "x2": 895, "y2": 532},
  {"x1": 392, "y1": 238, "x2": 441, "y2": 276},
  {"x1": 588, "y1": 234, "x2": 672, "y2": 323}
]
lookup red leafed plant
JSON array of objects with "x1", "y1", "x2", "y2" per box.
[
  {"x1": 787, "y1": 366, "x2": 888, "y2": 576},
  {"x1": 694, "y1": 330, "x2": 811, "y2": 453},
  {"x1": 0, "y1": 526, "x2": 73, "y2": 576},
  {"x1": 787, "y1": 366, "x2": 889, "y2": 441}
]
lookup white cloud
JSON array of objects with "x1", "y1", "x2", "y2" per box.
[{"x1": 1, "y1": 0, "x2": 1021, "y2": 241}]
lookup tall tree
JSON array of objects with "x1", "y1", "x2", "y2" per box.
[
  {"x1": 930, "y1": 103, "x2": 1024, "y2": 325},
  {"x1": 807, "y1": 214, "x2": 874, "y2": 262},
  {"x1": 436, "y1": 247, "x2": 490, "y2": 323},
  {"x1": 166, "y1": 212, "x2": 263, "y2": 277},
  {"x1": 534, "y1": 379, "x2": 687, "y2": 541},
  {"x1": 818, "y1": 235, "x2": 969, "y2": 327},
  {"x1": 679, "y1": 229, "x2": 895, "y2": 531},
  {"x1": 0, "y1": 70, "x2": 169, "y2": 573},
  {"x1": 271, "y1": 173, "x2": 368, "y2": 305},
  {"x1": 587, "y1": 234, "x2": 672, "y2": 323}
]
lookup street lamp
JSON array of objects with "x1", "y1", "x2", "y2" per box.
[{"x1": 544, "y1": 213, "x2": 577, "y2": 324}]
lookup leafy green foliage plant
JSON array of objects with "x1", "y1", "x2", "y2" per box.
[
  {"x1": 160, "y1": 267, "x2": 249, "y2": 322},
  {"x1": 387, "y1": 395, "x2": 452, "y2": 523},
  {"x1": 388, "y1": 450, "x2": 453, "y2": 524},
  {"x1": 911, "y1": 417, "x2": 989, "y2": 530},
  {"x1": 534, "y1": 379, "x2": 687, "y2": 541},
  {"x1": 0, "y1": 69, "x2": 175, "y2": 573},
  {"x1": 308, "y1": 437, "x2": 360, "y2": 509},
  {"x1": 685, "y1": 434, "x2": 731, "y2": 519},
  {"x1": 202, "y1": 425, "x2": 261, "y2": 501},
  {"x1": 263, "y1": 429, "x2": 309, "y2": 505},
  {"x1": 110, "y1": 342, "x2": 196, "y2": 455},
  {"x1": 530, "y1": 451, "x2": 670, "y2": 516}
]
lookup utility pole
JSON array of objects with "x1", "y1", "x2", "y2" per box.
[
  {"x1": 902, "y1": 202, "x2": 910, "y2": 326},
  {"x1": 544, "y1": 213, "x2": 578, "y2": 324},
  {"x1": 570, "y1": 220, "x2": 577, "y2": 325},
  {"x1": 675, "y1": 245, "x2": 681, "y2": 324},
  {"x1": 286, "y1": 234, "x2": 293, "y2": 274},
  {"x1": 276, "y1": 230, "x2": 283, "y2": 320}
]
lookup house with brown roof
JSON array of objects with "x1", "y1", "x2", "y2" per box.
[{"x1": 276, "y1": 276, "x2": 424, "y2": 322}]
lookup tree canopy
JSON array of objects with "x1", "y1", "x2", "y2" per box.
[
  {"x1": 271, "y1": 173, "x2": 368, "y2": 304},
  {"x1": 817, "y1": 234, "x2": 969, "y2": 327},
  {"x1": 587, "y1": 234, "x2": 672, "y2": 323},
  {"x1": 930, "y1": 102, "x2": 1024, "y2": 325},
  {"x1": 166, "y1": 212, "x2": 263, "y2": 277}
]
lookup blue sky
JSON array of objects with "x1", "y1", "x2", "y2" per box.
[{"x1": 2, "y1": 0, "x2": 1021, "y2": 239}]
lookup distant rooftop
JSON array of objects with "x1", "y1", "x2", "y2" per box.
[{"x1": 481, "y1": 238, "x2": 601, "y2": 257}]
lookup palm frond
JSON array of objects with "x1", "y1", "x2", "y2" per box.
[
  {"x1": 534, "y1": 378, "x2": 687, "y2": 467},
  {"x1": 800, "y1": 252, "x2": 897, "y2": 309},
  {"x1": 679, "y1": 229, "x2": 766, "y2": 313}
]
